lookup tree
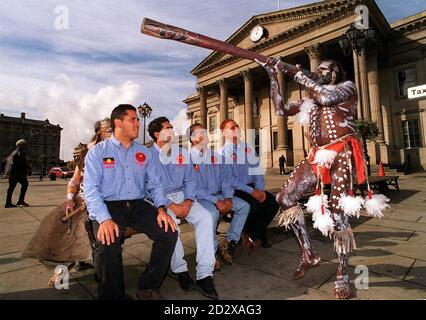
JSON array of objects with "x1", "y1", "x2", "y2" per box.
[{"x1": 354, "y1": 119, "x2": 379, "y2": 176}]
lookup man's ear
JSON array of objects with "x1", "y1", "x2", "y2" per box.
[
  {"x1": 154, "y1": 131, "x2": 160, "y2": 142},
  {"x1": 114, "y1": 118, "x2": 121, "y2": 131}
]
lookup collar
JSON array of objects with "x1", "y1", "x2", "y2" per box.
[
  {"x1": 153, "y1": 142, "x2": 161, "y2": 153},
  {"x1": 154, "y1": 142, "x2": 174, "y2": 155},
  {"x1": 191, "y1": 145, "x2": 208, "y2": 157},
  {"x1": 225, "y1": 139, "x2": 244, "y2": 149},
  {"x1": 110, "y1": 134, "x2": 134, "y2": 149}
]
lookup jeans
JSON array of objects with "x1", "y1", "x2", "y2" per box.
[
  {"x1": 166, "y1": 191, "x2": 215, "y2": 280},
  {"x1": 198, "y1": 194, "x2": 250, "y2": 252}
]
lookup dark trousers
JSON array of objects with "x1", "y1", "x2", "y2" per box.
[
  {"x1": 279, "y1": 164, "x2": 286, "y2": 175},
  {"x1": 235, "y1": 188, "x2": 279, "y2": 244},
  {"x1": 6, "y1": 177, "x2": 28, "y2": 205},
  {"x1": 91, "y1": 199, "x2": 177, "y2": 300}
]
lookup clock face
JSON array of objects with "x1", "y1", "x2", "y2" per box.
[{"x1": 250, "y1": 25, "x2": 264, "y2": 42}]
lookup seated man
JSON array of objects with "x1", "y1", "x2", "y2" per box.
[
  {"x1": 219, "y1": 120, "x2": 280, "y2": 254},
  {"x1": 147, "y1": 117, "x2": 218, "y2": 300},
  {"x1": 188, "y1": 123, "x2": 250, "y2": 267},
  {"x1": 84, "y1": 104, "x2": 177, "y2": 300}
]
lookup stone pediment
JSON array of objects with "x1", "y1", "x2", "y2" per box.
[{"x1": 191, "y1": 0, "x2": 391, "y2": 76}]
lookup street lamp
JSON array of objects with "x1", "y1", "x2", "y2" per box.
[
  {"x1": 137, "y1": 102, "x2": 153, "y2": 145},
  {"x1": 339, "y1": 24, "x2": 375, "y2": 176},
  {"x1": 40, "y1": 120, "x2": 49, "y2": 181}
]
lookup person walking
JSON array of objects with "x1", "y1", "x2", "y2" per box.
[{"x1": 4, "y1": 139, "x2": 30, "y2": 208}]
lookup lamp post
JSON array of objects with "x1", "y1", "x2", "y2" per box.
[
  {"x1": 137, "y1": 102, "x2": 153, "y2": 145},
  {"x1": 339, "y1": 24, "x2": 375, "y2": 176},
  {"x1": 39, "y1": 120, "x2": 50, "y2": 181}
]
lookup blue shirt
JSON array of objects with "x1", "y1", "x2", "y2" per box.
[
  {"x1": 218, "y1": 140, "x2": 265, "y2": 194},
  {"x1": 84, "y1": 135, "x2": 168, "y2": 224},
  {"x1": 150, "y1": 143, "x2": 197, "y2": 205},
  {"x1": 190, "y1": 146, "x2": 234, "y2": 204}
]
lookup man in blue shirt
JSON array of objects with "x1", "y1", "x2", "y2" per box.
[
  {"x1": 84, "y1": 105, "x2": 177, "y2": 300},
  {"x1": 188, "y1": 123, "x2": 250, "y2": 267},
  {"x1": 219, "y1": 120, "x2": 279, "y2": 255},
  {"x1": 148, "y1": 117, "x2": 218, "y2": 300}
]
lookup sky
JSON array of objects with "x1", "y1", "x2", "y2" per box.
[{"x1": 1, "y1": 0, "x2": 425, "y2": 160}]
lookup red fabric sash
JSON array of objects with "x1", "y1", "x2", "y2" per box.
[{"x1": 308, "y1": 136, "x2": 366, "y2": 184}]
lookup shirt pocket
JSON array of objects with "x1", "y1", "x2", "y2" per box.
[{"x1": 102, "y1": 166, "x2": 118, "y2": 198}]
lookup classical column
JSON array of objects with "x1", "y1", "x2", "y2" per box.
[
  {"x1": 216, "y1": 78, "x2": 228, "y2": 125},
  {"x1": 186, "y1": 111, "x2": 193, "y2": 125},
  {"x1": 304, "y1": 43, "x2": 321, "y2": 71},
  {"x1": 358, "y1": 48, "x2": 372, "y2": 121},
  {"x1": 353, "y1": 51, "x2": 363, "y2": 119},
  {"x1": 276, "y1": 65, "x2": 288, "y2": 150},
  {"x1": 196, "y1": 86, "x2": 207, "y2": 128},
  {"x1": 367, "y1": 49, "x2": 385, "y2": 143},
  {"x1": 302, "y1": 43, "x2": 322, "y2": 154},
  {"x1": 241, "y1": 69, "x2": 254, "y2": 143}
]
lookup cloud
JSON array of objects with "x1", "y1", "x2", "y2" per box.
[
  {"x1": 171, "y1": 109, "x2": 190, "y2": 138},
  {"x1": 28, "y1": 77, "x2": 141, "y2": 160}
]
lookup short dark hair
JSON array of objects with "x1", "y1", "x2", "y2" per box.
[
  {"x1": 110, "y1": 104, "x2": 136, "y2": 131},
  {"x1": 187, "y1": 123, "x2": 204, "y2": 144},
  {"x1": 148, "y1": 116, "x2": 170, "y2": 142}
]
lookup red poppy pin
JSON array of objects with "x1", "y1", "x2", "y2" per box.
[
  {"x1": 211, "y1": 155, "x2": 217, "y2": 165},
  {"x1": 177, "y1": 154, "x2": 184, "y2": 165},
  {"x1": 231, "y1": 153, "x2": 237, "y2": 160},
  {"x1": 193, "y1": 164, "x2": 199, "y2": 172},
  {"x1": 135, "y1": 152, "x2": 146, "y2": 163},
  {"x1": 245, "y1": 147, "x2": 252, "y2": 154}
]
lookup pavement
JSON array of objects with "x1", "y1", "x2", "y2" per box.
[{"x1": 1, "y1": 172, "x2": 426, "y2": 300}]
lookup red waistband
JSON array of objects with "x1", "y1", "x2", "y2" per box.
[{"x1": 308, "y1": 136, "x2": 366, "y2": 184}]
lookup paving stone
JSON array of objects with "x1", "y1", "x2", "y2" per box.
[
  {"x1": 319, "y1": 267, "x2": 426, "y2": 300},
  {"x1": 405, "y1": 259, "x2": 426, "y2": 287},
  {"x1": 0, "y1": 252, "x2": 41, "y2": 274},
  {"x1": 0, "y1": 264, "x2": 92, "y2": 300},
  {"x1": 355, "y1": 233, "x2": 426, "y2": 261},
  {"x1": 234, "y1": 246, "x2": 337, "y2": 289},
  {"x1": 351, "y1": 223, "x2": 414, "y2": 242},
  {"x1": 0, "y1": 233, "x2": 34, "y2": 255}
]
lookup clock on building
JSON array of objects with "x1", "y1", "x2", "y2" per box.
[{"x1": 250, "y1": 25, "x2": 265, "y2": 42}]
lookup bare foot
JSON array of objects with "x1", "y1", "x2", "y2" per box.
[
  {"x1": 293, "y1": 251, "x2": 321, "y2": 280},
  {"x1": 334, "y1": 280, "x2": 351, "y2": 299}
]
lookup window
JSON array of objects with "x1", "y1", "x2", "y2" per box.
[
  {"x1": 403, "y1": 119, "x2": 420, "y2": 148},
  {"x1": 397, "y1": 68, "x2": 416, "y2": 97},
  {"x1": 209, "y1": 115, "x2": 217, "y2": 133},
  {"x1": 254, "y1": 96, "x2": 260, "y2": 117},
  {"x1": 273, "y1": 131, "x2": 278, "y2": 150},
  {"x1": 255, "y1": 130, "x2": 260, "y2": 156}
]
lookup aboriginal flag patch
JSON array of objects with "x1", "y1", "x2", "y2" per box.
[{"x1": 103, "y1": 157, "x2": 115, "y2": 167}]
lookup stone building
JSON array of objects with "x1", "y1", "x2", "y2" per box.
[
  {"x1": 184, "y1": 0, "x2": 426, "y2": 170},
  {"x1": 0, "y1": 112, "x2": 63, "y2": 173}
]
